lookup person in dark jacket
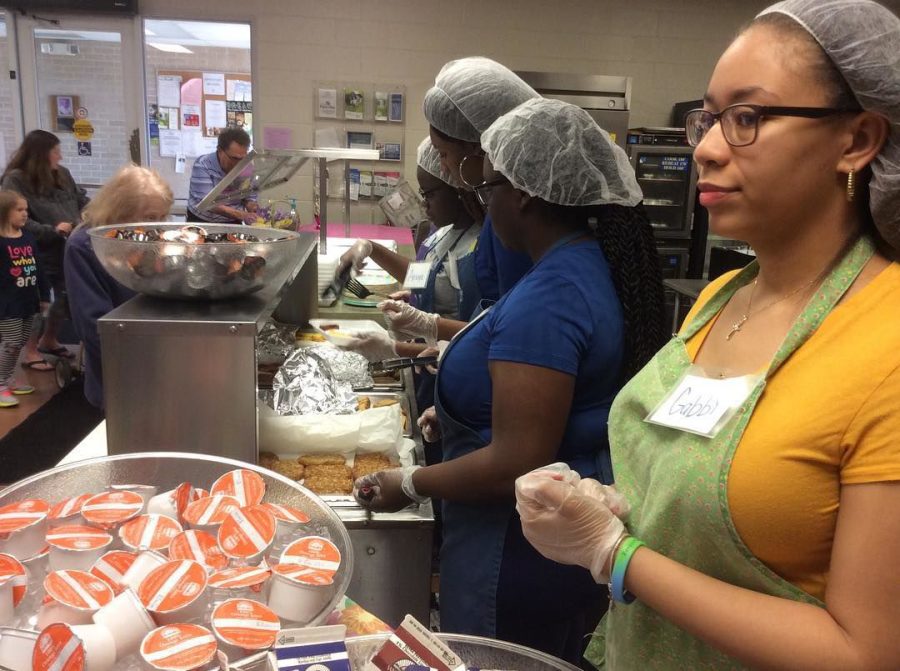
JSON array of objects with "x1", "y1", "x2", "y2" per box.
[
  {"x1": 64, "y1": 165, "x2": 173, "y2": 409},
  {"x1": 1, "y1": 130, "x2": 89, "y2": 369}
]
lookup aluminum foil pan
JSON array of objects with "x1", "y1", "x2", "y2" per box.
[{"x1": 272, "y1": 346, "x2": 372, "y2": 416}]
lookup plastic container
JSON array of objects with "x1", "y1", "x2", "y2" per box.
[
  {"x1": 118, "y1": 514, "x2": 183, "y2": 553},
  {"x1": 0, "y1": 499, "x2": 50, "y2": 560},
  {"x1": 182, "y1": 495, "x2": 241, "y2": 534},
  {"x1": 217, "y1": 506, "x2": 276, "y2": 564},
  {"x1": 259, "y1": 502, "x2": 310, "y2": 536},
  {"x1": 91, "y1": 587, "x2": 156, "y2": 660},
  {"x1": 48, "y1": 494, "x2": 94, "y2": 528},
  {"x1": 210, "y1": 470, "x2": 266, "y2": 508},
  {"x1": 279, "y1": 536, "x2": 341, "y2": 574},
  {"x1": 119, "y1": 550, "x2": 167, "y2": 593},
  {"x1": 81, "y1": 491, "x2": 144, "y2": 530},
  {"x1": 90, "y1": 550, "x2": 138, "y2": 594},
  {"x1": 0, "y1": 554, "x2": 27, "y2": 608},
  {"x1": 267, "y1": 565, "x2": 335, "y2": 625},
  {"x1": 0, "y1": 627, "x2": 38, "y2": 671},
  {"x1": 168, "y1": 531, "x2": 228, "y2": 572},
  {"x1": 39, "y1": 570, "x2": 114, "y2": 628},
  {"x1": 139, "y1": 624, "x2": 217, "y2": 671},
  {"x1": 32, "y1": 622, "x2": 116, "y2": 671},
  {"x1": 47, "y1": 525, "x2": 113, "y2": 573},
  {"x1": 137, "y1": 560, "x2": 208, "y2": 626},
  {"x1": 0, "y1": 578, "x2": 14, "y2": 625},
  {"x1": 147, "y1": 483, "x2": 200, "y2": 522},
  {"x1": 207, "y1": 566, "x2": 271, "y2": 608},
  {"x1": 107, "y1": 485, "x2": 157, "y2": 512},
  {"x1": 210, "y1": 598, "x2": 279, "y2": 657}
]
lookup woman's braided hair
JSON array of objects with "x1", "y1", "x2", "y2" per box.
[{"x1": 550, "y1": 201, "x2": 668, "y2": 381}]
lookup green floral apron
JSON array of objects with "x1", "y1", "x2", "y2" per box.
[{"x1": 585, "y1": 236, "x2": 874, "y2": 669}]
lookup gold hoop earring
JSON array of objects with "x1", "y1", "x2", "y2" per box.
[{"x1": 846, "y1": 168, "x2": 856, "y2": 203}]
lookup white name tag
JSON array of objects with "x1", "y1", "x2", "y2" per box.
[
  {"x1": 404, "y1": 261, "x2": 432, "y2": 290},
  {"x1": 646, "y1": 367, "x2": 762, "y2": 437}
]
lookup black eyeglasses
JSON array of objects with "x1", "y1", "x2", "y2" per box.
[
  {"x1": 473, "y1": 177, "x2": 508, "y2": 207},
  {"x1": 684, "y1": 104, "x2": 860, "y2": 148}
]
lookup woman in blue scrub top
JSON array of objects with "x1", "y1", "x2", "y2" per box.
[{"x1": 354, "y1": 99, "x2": 667, "y2": 663}]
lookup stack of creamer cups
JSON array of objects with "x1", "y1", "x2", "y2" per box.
[{"x1": 0, "y1": 468, "x2": 345, "y2": 671}]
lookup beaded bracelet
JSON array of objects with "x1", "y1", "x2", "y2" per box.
[{"x1": 610, "y1": 536, "x2": 646, "y2": 604}]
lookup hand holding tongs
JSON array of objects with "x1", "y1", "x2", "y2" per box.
[{"x1": 368, "y1": 355, "x2": 439, "y2": 375}]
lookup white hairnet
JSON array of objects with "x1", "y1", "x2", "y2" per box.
[
  {"x1": 423, "y1": 57, "x2": 540, "y2": 143},
  {"x1": 759, "y1": 0, "x2": 900, "y2": 250},
  {"x1": 481, "y1": 98, "x2": 642, "y2": 208},
  {"x1": 415, "y1": 137, "x2": 461, "y2": 188}
]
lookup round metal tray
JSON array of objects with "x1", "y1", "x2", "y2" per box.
[{"x1": 0, "y1": 452, "x2": 354, "y2": 627}]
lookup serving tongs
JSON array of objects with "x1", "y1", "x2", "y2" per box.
[
  {"x1": 321, "y1": 265, "x2": 351, "y2": 304},
  {"x1": 368, "y1": 356, "x2": 439, "y2": 375}
]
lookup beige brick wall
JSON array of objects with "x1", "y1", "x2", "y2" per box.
[{"x1": 144, "y1": 0, "x2": 777, "y2": 222}]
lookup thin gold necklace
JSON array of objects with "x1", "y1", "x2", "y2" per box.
[{"x1": 725, "y1": 274, "x2": 822, "y2": 341}]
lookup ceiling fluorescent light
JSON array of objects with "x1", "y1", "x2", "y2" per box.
[{"x1": 148, "y1": 42, "x2": 193, "y2": 53}]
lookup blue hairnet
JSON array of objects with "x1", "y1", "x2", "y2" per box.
[
  {"x1": 481, "y1": 99, "x2": 642, "y2": 207},
  {"x1": 423, "y1": 57, "x2": 539, "y2": 143},
  {"x1": 759, "y1": 0, "x2": 900, "y2": 249},
  {"x1": 416, "y1": 137, "x2": 461, "y2": 188}
]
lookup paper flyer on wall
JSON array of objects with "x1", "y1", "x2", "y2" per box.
[
  {"x1": 159, "y1": 129, "x2": 182, "y2": 158},
  {"x1": 374, "y1": 92, "x2": 388, "y2": 121},
  {"x1": 226, "y1": 79, "x2": 252, "y2": 102},
  {"x1": 182, "y1": 104, "x2": 201, "y2": 129},
  {"x1": 181, "y1": 130, "x2": 204, "y2": 158},
  {"x1": 203, "y1": 72, "x2": 226, "y2": 96},
  {"x1": 344, "y1": 89, "x2": 365, "y2": 120},
  {"x1": 205, "y1": 100, "x2": 227, "y2": 131},
  {"x1": 318, "y1": 88, "x2": 337, "y2": 118},
  {"x1": 157, "y1": 75, "x2": 181, "y2": 108}
]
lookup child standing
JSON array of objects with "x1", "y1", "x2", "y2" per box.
[{"x1": 0, "y1": 190, "x2": 49, "y2": 407}]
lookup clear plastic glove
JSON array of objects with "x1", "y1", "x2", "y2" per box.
[
  {"x1": 341, "y1": 331, "x2": 397, "y2": 363},
  {"x1": 389, "y1": 290, "x2": 412, "y2": 302},
  {"x1": 378, "y1": 299, "x2": 439, "y2": 344},
  {"x1": 515, "y1": 470, "x2": 627, "y2": 584},
  {"x1": 353, "y1": 466, "x2": 426, "y2": 512},
  {"x1": 417, "y1": 406, "x2": 441, "y2": 443},
  {"x1": 516, "y1": 463, "x2": 630, "y2": 519},
  {"x1": 337, "y1": 239, "x2": 373, "y2": 276},
  {"x1": 415, "y1": 345, "x2": 440, "y2": 375}
]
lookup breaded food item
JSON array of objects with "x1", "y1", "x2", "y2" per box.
[
  {"x1": 272, "y1": 460, "x2": 305, "y2": 481},
  {"x1": 258, "y1": 451, "x2": 280, "y2": 469},
  {"x1": 372, "y1": 398, "x2": 399, "y2": 408},
  {"x1": 303, "y1": 463, "x2": 353, "y2": 495},
  {"x1": 356, "y1": 396, "x2": 372, "y2": 412},
  {"x1": 298, "y1": 454, "x2": 347, "y2": 466},
  {"x1": 352, "y1": 453, "x2": 391, "y2": 481},
  {"x1": 296, "y1": 330, "x2": 326, "y2": 342}
]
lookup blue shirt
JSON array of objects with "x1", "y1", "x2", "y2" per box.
[
  {"x1": 187, "y1": 152, "x2": 254, "y2": 223},
  {"x1": 438, "y1": 239, "x2": 624, "y2": 482},
  {"x1": 64, "y1": 226, "x2": 136, "y2": 408},
  {"x1": 473, "y1": 214, "x2": 533, "y2": 301}
]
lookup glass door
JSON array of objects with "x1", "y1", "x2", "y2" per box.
[{"x1": 15, "y1": 13, "x2": 144, "y2": 191}]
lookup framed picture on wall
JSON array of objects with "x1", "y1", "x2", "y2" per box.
[{"x1": 51, "y1": 95, "x2": 79, "y2": 132}]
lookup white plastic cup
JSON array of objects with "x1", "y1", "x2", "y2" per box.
[
  {"x1": 47, "y1": 528, "x2": 113, "y2": 574},
  {"x1": 69, "y1": 624, "x2": 117, "y2": 671},
  {"x1": 146, "y1": 491, "x2": 178, "y2": 520},
  {"x1": 0, "y1": 627, "x2": 38, "y2": 671},
  {"x1": 120, "y1": 551, "x2": 167, "y2": 592},
  {"x1": 266, "y1": 569, "x2": 334, "y2": 625},
  {"x1": 0, "y1": 580, "x2": 14, "y2": 626},
  {"x1": 107, "y1": 486, "x2": 157, "y2": 513},
  {"x1": 0, "y1": 518, "x2": 47, "y2": 561},
  {"x1": 92, "y1": 588, "x2": 156, "y2": 661},
  {"x1": 36, "y1": 599, "x2": 95, "y2": 628}
]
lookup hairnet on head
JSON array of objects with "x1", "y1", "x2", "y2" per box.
[
  {"x1": 481, "y1": 98, "x2": 642, "y2": 208},
  {"x1": 423, "y1": 57, "x2": 540, "y2": 143},
  {"x1": 416, "y1": 137, "x2": 461, "y2": 188},
  {"x1": 758, "y1": 0, "x2": 900, "y2": 250}
]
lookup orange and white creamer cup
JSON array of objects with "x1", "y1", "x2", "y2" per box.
[
  {"x1": 137, "y1": 559, "x2": 208, "y2": 626},
  {"x1": 81, "y1": 492, "x2": 144, "y2": 530},
  {"x1": 39, "y1": 570, "x2": 114, "y2": 628},
  {"x1": 140, "y1": 624, "x2": 217, "y2": 671},
  {"x1": 118, "y1": 515, "x2": 183, "y2": 553},
  {"x1": 107, "y1": 485, "x2": 157, "y2": 512},
  {"x1": 92, "y1": 587, "x2": 156, "y2": 660},
  {"x1": 266, "y1": 565, "x2": 335, "y2": 625},
  {"x1": 0, "y1": 499, "x2": 50, "y2": 560},
  {"x1": 90, "y1": 550, "x2": 137, "y2": 594},
  {"x1": 119, "y1": 551, "x2": 167, "y2": 593},
  {"x1": 0, "y1": 552, "x2": 28, "y2": 607},
  {"x1": 147, "y1": 483, "x2": 200, "y2": 523},
  {"x1": 216, "y1": 506, "x2": 276, "y2": 564},
  {"x1": 259, "y1": 503, "x2": 310, "y2": 537},
  {"x1": 168, "y1": 531, "x2": 227, "y2": 572},
  {"x1": 182, "y1": 495, "x2": 240, "y2": 534},
  {"x1": 0, "y1": 576, "x2": 15, "y2": 625},
  {"x1": 210, "y1": 598, "x2": 280, "y2": 655},
  {"x1": 33, "y1": 622, "x2": 116, "y2": 671},
  {"x1": 48, "y1": 494, "x2": 95, "y2": 528},
  {"x1": 47, "y1": 526, "x2": 113, "y2": 573},
  {"x1": 279, "y1": 536, "x2": 341, "y2": 574},
  {"x1": 210, "y1": 470, "x2": 266, "y2": 507},
  {"x1": 207, "y1": 566, "x2": 271, "y2": 603},
  {"x1": 0, "y1": 627, "x2": 38, "y2": 671}
]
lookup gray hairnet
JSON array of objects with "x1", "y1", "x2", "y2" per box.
[
  {"x1": 423, "y1": 57, "x2": 540, "y2": 143},
  {"x1": 416, "y1": 137, "x2": 461, "y2": 188},
  {"x1": 481, "y1": 98, "x2": 642, "y2": 207},
  {"x1": 758, "y1": 0, "x2": 900, "y2": 250}
]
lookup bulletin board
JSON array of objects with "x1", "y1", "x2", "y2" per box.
[{"x1": 155, "y1": 69, "x2": 252, "y2": 140}]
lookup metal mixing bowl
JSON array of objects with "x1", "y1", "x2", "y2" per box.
[
  {"x1": 88, "y1": 223, "x2": 305, "y2": 300},
  {"x1": 0, "y1": 452, "x2": 354, "y2": 627}
]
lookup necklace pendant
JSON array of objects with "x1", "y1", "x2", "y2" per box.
[{"x1": 726, "y1": 315, "x2": 748, "y2": 341}]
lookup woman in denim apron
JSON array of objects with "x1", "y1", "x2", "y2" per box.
[{"x1": 516, "y1": 2, "x2": 900, "y2": 669}]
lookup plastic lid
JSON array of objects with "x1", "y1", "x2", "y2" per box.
[
  {"x1": 182, "y1": 495, "x2": 240, "y2": 527},
  {"x1": 211, "y1": 598, "x2": 280, "y2": 650},
  {"x1": 271, "y1": 564, "x2": 335, "y2": 586},
  {"x1": 81, "y1": 491, "x2": 144, "y2": 527},
  {"x1": 138, "y1": 560, "x2": 207, "y2": 613},
  {"x1": 279, "y1": 536, "x2": 341, "y2": 575},
  {"x1": 33, "y1": 623, "x2": 84, "y2": 671},
  {"x1": 208, "y1": 566, "x2": 271, "y2": 590},
  {"x1": 259, "y1": 502, "x2": 311, "y2": 524},
  {"x1": 49, "y1": 494, "x2": 94, "y2": 521},
  {"x1": 217, "y1": 506, "x2": 276, "y2": 559},
  {"x1": 140, "y1": 624, "x2": 217, "y2": 671},
  {"x1": 168, "y1": 530, "x2": 228, "y2": 570},
  {"x1": 44, "y1": 569, "x2": 113, "y2": 611},
  {"x1": 90, "y1": 550, "x2": 137, "y2": 592},
  {"x1": 119, "y1": 514, "x2": 183, "y2": 551},
  {"x1": 46, "y1": 525, "x2": 112, "y2": 551},
  {"x1": 0, "y1": 499, "x2": 50, "y2": 534},
  {"x1": 210, "y1": 469, "x2": 266, "y2": 507},
  {"x1": 0, "y1": 552, "x2": 27, "y2": 606}
]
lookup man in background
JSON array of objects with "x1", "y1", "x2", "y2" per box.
[{"x1": 187, "y1": 127, "x2": 257, "y2": 224}]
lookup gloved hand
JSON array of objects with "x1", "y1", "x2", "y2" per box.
[
  {"x1": 414, "y1": 345, "x2": 442, "y2": 375},
  {"x1": 516, "y1": 463, "x2": 630, "y2": 519},
  {"x1": 515, "y1": 469, "x2": 628, "y2": 584},
  {"x1": 389, "y1": 289, "x2": 412, "y2": 302},
  {"x1": 353, "y1": 465, "x2": 427, "y2": 512},
  {"x1": 378, "y1": 300, "x2": 439, "y2": 344},
  {"x1": 341, "y1": 331, "x2": 397, "y2": 362},
  {"x1": 417, "y1": 406, "x2": 442, "y2": 443},
  {"x1": 337, "y1": 239, "x2": 373, "y2": 276}
]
